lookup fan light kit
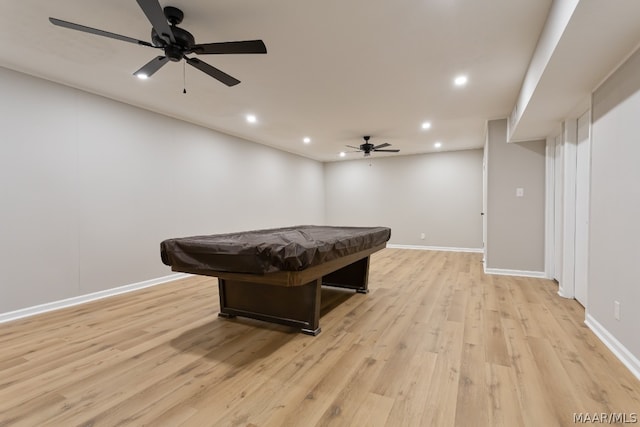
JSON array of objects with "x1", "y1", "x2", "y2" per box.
[
  {"x1": 49, "y1": 0, "x2": 267, "y2": 87},
  {"x1": 346, "y1": 136, "x2": 400, "y2": 157}
]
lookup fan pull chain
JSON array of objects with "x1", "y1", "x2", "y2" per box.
[{"x1": 183, "y1": 61, "x2": 187, "y2": 94}]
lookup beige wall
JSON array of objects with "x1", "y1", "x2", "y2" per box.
[
  {"x1": 486, "y1": 119, "x2": 546, "y2": 272},
  {"x1": 324, "y1": 150, "x2": 483, "y2": 249},
  {"x1": 590, "y1": 46, "x2": 640, "y2": 359},
  {"x1": 0, "y1": 67, "x2": 325, "y2": 314}
]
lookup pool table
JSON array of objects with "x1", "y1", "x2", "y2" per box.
[{"x1": 160, "y1": 225, "x2": 391, "y2": 335}]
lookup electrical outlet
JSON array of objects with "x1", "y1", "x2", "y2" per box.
[
  {"x1": 614, "y1": 301, "x2": 620, "y2": 321},
  {"x1": 420, "y1": 233, "x2": 425, "y2": 240}
]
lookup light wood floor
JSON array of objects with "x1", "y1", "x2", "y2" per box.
[{"x1": 1, "y1": 249, "x2": 639, "y2": 426}]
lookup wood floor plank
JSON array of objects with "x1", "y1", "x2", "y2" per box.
[
  {"x1": 350, "y1": 392, "x2": 395, "y2": 427},
  {"x1": 528, "y1": 335, "x2": 585, "y2": 423},
  {"x1": 419, "y1": 320, "x2": 465, "y2": 427},
  {"x1": 454, "y1": 342, "x2": 489, "y2": 427},
  {"x1": 462, "y1": 275, "x2": 484, "y2": 345},
  {"x1": 484, "y1": 362, "x2": 525, "y2": 427},
  {"x1": 314, "y1": 354, "x2": 386, "y2": 426},
  {"x1": 383, "y1": 351, "x2": 438, "y2": 426},
  {"x1": 1, "y1": 249, "x2": 639, "y2": 426},
  {"x1": 48, "y1": 323, "x2": 275, "y2": 426},
  {"x1": 177, "y1": 327, "x2": 359, "y2": 426},
  {"x1": 501, "y1": 318, "x2": 561, "y2": 427},
  {"x1": 259, "y1": 343, "x2": 373, "y2": 427},
  {"x1": 483, "y1": 309, "x2": 511, "y2": 367}
]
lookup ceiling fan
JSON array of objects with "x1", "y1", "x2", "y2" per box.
[
  {"x1": 49, "y1": 0, "x2": 267, "y2": 87},
  {"x1": 347, "y1": 136, "x2": 400, "y2": 157}
]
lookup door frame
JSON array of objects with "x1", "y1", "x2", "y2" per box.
[{"x1": 573, "y1": 109, "x2": 591, "y2": 306}]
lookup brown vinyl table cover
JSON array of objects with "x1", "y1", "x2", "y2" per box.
[{"x1": 160, "y1": 225, "x2": 391, "y2": 275}]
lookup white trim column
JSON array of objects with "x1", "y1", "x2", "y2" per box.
[
  {"x1": 559, "y1": 118, "x2": 577, "y2": 299},
  {"x1": 554, "y1": 134, "x2": 563, "y2": 283},
  {"x1": 545, "y1": 136, "x2": 555, "y2": 279}
]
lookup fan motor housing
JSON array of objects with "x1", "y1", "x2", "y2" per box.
[
  {"x1": 361, "y1": 143, "x2": 374, "y2": 151},
  {"x1": 152, "y1": 26, "x2": 195, "y2": 61},
  {"x1": 152, "y1": 26, "x2": 195, "y2": 48}
]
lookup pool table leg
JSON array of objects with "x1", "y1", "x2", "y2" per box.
[
  {"x1": 322, "y1": 256, "x2": 370, "y2": 293},
  {"x1": 217, "y1": 281, "x2": 236, "y2": 318},
  {"x1": 301, "y1": 326, "x2": 321, "y2": 336},
  {"x1": 217, "y1": 278, "x2": 322, "y2": 335},
  {"x1": 304, "y1": 278, "x2": 322, "y2": 335}
]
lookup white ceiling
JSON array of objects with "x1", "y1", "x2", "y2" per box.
[{"x1": 1, "y1": 1, "x2": 638, "y2": 162}]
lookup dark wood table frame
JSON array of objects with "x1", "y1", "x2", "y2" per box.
[{"x1": 211, "y1": 243, "x2": 386, "y2": 335}]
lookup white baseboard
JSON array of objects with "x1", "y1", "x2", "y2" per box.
[
  {"x1": 0, "y1": 273, "x2": 190, "y2": 324},
  {"x1": 557, "y1": 289, "x2": 574, "y2": 299},
  {"x1": 483, "y1": 267, "x2": 547, "y2": 279},
  {"x1": 585, "y1": 313, "x2": 640, "y2": 381},
  {"x1": 387, "y1": 244, "x2": 483, "y2": 253}
]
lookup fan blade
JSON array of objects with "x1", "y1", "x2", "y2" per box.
[
  {"x1": 191, "y1": 40, "x2": 267, "y2": 55},
  {"x1": 373, "y1": 143, "x2": 391, "y2": 149},
  {"x1": 49, "y1": 18, "x2": 154, "y2": 47},
  {"x1": 346, "y1": 145, "x2": 361, "y2": 150},
  {"x1": 136, "y1": 0, "x2": 175, "y2": 44},
  {"x1": 373, "y1": 149, "x2": 400, "y2": 152},
  {"x1": 186, "y1": 57, "x2": 240, "y2": 87},
  {"x1": 133, "y1": 56, "x2": 169, "y2": 78}
]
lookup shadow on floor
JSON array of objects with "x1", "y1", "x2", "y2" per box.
[{"x1": 169, "y1": 286, "x2": 355, "y2": 365}]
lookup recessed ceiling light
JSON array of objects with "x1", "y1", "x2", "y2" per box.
[
  {"x1": 246, "y1": 114, "x2": 257, "y2": 123},
  {"x1": 454, "y1": 75, "x2": 468, "y2": 86},
  {"x1": 136, "y1": 73, "x2": 148, "y2": 80},
  {"x1": 303, "y1": 137, "x2": 311, "y2": 144},
  {"x1": 421, "y1": 122, "x2": 431, "y2": 130},
  {"x1": 339, "y1": 152, "x2": 346, "y2": 157},
  {"x1": 434, "y1": 142, "x2": 442, "y2": 148}
]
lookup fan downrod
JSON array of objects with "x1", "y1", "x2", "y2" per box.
[{"x1": 164, "y1": 6, "x2": 184, "y2": 25}]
